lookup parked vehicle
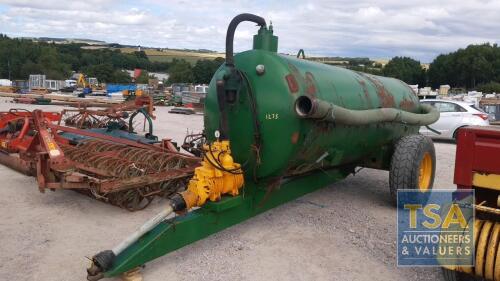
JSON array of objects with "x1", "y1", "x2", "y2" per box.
[{"x1": 419, "y1": 99, "x2": 490, "y2": 139}]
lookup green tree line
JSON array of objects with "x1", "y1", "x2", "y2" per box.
[
  {"x1": 167, "y1": 57, "x2": 225, "y2": 84},
  {"x1": 0, "y1": 34, "x2": 224, "y2": 85},
  {"x1": 382, "y1": 43, "x2": 500, "y2": 92},
  {"x1": 427, "y1": 43, "x2": 500, "y2": 90},
  {"x1": 0, "y1": 34, "x2": 174, "y2": 82}
]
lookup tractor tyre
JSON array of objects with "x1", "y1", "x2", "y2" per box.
[{"x1": 389, "y1": 134, "x2": 436, "y2": 205}]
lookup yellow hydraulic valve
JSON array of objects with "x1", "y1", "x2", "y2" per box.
[{"x1": 179, "y1": 140, "x2": 244, "y2": 210}]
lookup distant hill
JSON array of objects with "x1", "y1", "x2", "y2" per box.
[
  {"x1": 20, "y1": 37, "x2": 108, "y2": 45},
  {"x1": 14, "y1": 36, "x2": 401, "y2": 67},
  {"x1": 119, "y1": 47, "x2": 224, "y2": 64},
  {"x1": 17, "y1": 36, "x2": 224, "y2": 64}
]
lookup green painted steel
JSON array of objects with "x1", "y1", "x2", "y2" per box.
[
  {"x1": 128, "y1": 108, "x2": 155, "y2": 140},
  {"x1": 103, "y1": 168, "x2": 347, "y2": 277},
  {"x1": 204, "y1": 25, "x2": 421, "y2": 180},
  {"x1": 253, "y1": 26, "x2": 278, "y2": 52}
]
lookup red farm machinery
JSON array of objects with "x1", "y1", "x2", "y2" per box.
[
  {"x1": 0, "y1": 98, "x2": 199, "y2": 211},
  {"x1": 443, "y1": 126, "x2": 500, "y2": 281}
]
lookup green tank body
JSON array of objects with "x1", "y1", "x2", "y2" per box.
[{"x1": 204, "y1": 26, "x2": 428, "y2": 180}]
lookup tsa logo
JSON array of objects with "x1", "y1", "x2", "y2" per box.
[{"x1": 397, "y1": 190, "x2": 474, "y2": 267}]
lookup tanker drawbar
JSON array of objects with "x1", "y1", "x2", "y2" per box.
[{"x1": 87, "y1": 13, "x2": 439, "y2": 281}]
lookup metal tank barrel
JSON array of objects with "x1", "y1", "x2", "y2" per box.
[{"x1": 204, "y1": 16, "x2": 438, "y2": 180}]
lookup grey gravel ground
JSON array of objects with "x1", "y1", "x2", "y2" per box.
[{"x1": 0, "y1": 97, "x2": 455, "y2": 281}]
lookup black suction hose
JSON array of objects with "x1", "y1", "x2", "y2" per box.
[
  {"x1": 217, "y1": 13, "x2": 266, "y2": 139},
  {"x1": 225, "y1": 13, "x2": 266, "y2": 66}
]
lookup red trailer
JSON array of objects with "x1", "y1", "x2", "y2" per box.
[{"x1": 445, "y1": 126, "x2": 500, "y2": 281}]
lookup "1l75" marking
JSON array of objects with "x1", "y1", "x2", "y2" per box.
[{"x1": 265, "y1": 113, "x2": 279, "y2": 120}]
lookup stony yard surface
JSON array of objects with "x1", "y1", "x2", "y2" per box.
[{"x1": 0, "y1": 98, "x2": 455, "y2": 281}]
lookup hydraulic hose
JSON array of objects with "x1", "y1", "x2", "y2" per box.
[
  {"x1": 295, "y1": 95, "x2": 439, "y2": 126},
  {"x1": 225, "y1": 13, "x2": 266, "y2": 66}
]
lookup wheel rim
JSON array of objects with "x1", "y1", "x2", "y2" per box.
[{"x1": 418, "y1": 152, "x2": 432, "y2": 191}]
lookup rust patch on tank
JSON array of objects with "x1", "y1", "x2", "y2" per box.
[
  {"x1": 358, "y1": 79, "x2": 370, "y2": 99},
  {"x1": 291, "y1": 131, "x2": 300, "y2": 144},
  {"x1": 286, "y1": 63, "x2": 319, "y2": 97},
  {"x1": 399, "y1": 97, "x2": 415, "y2": 111},
  {"x1": 285, "y1": 74, "x2": 299, "y2": 93},
  {"x1": 356, "y1": 77, "x2": 373, "y2": 108},
  {"x1": 305, "y1": 72, "x2": 317, "y2": 96},
  {"x1": 358, "y1": 72, "x2": 395, "y2": 108},
  {"x1": 288, "y1": 63, "x2": 303, "y2": 81},
  {"x1": 296, "y1": 139, "x2": 323, "y2": 162},
  {"x1": 287, "y1": 62, "x2": 306, "y2": 94}
]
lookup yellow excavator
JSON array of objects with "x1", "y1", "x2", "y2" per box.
[{"x1": 77, "y1": 74, "x2": 92, "y2": 97}]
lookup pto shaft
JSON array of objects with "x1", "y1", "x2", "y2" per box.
[
  {"x1": 112, "y1": 205, "x2": 174, "y2": 255},
  {"x1": 88, "y1": 206, "x2": 176, "y2": 281}
]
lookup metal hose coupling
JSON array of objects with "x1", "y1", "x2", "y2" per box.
[{"x1": 295, "y1": 95, "x2": 439, "y2": 126}]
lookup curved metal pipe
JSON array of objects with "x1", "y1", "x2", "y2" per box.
[
  {"x1": 296, "y1": 49, "x2": 306, "y2": 59},
  {"x1": 295, "y1": 95, "x2": 439, "y2": 126},
  {"x1": 225, "y1": 13, "x2": 266, "y2": 66},
  {"x1": 128, "y1": 108, "x2": 154, "y2": 139}
]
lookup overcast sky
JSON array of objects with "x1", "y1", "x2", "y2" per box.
[{"x1": 0, "y1": 0, "x2": 498, "y2": 62}]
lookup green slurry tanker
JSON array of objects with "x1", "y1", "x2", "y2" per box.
[{"x1": 87, "y1": 13, "x2": 439, "y2": 281}]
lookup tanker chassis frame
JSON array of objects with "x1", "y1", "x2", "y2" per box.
[
  {"x1": 90, "y1": 137, "x2": 434, "y2": 280},
  {"x1": 98, "y1": 168, "x2": 349, "y2": 278}
]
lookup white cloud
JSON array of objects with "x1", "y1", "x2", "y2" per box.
[
  {"x1": 0, "y1": 0, "x2": 116, "y2": 11},
  {"x1": 0, "y1": 0, "x2": 499, "y2": 61},
  {"x1": 356, "y1": 6, "x2": 384, "y2": 20}
]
